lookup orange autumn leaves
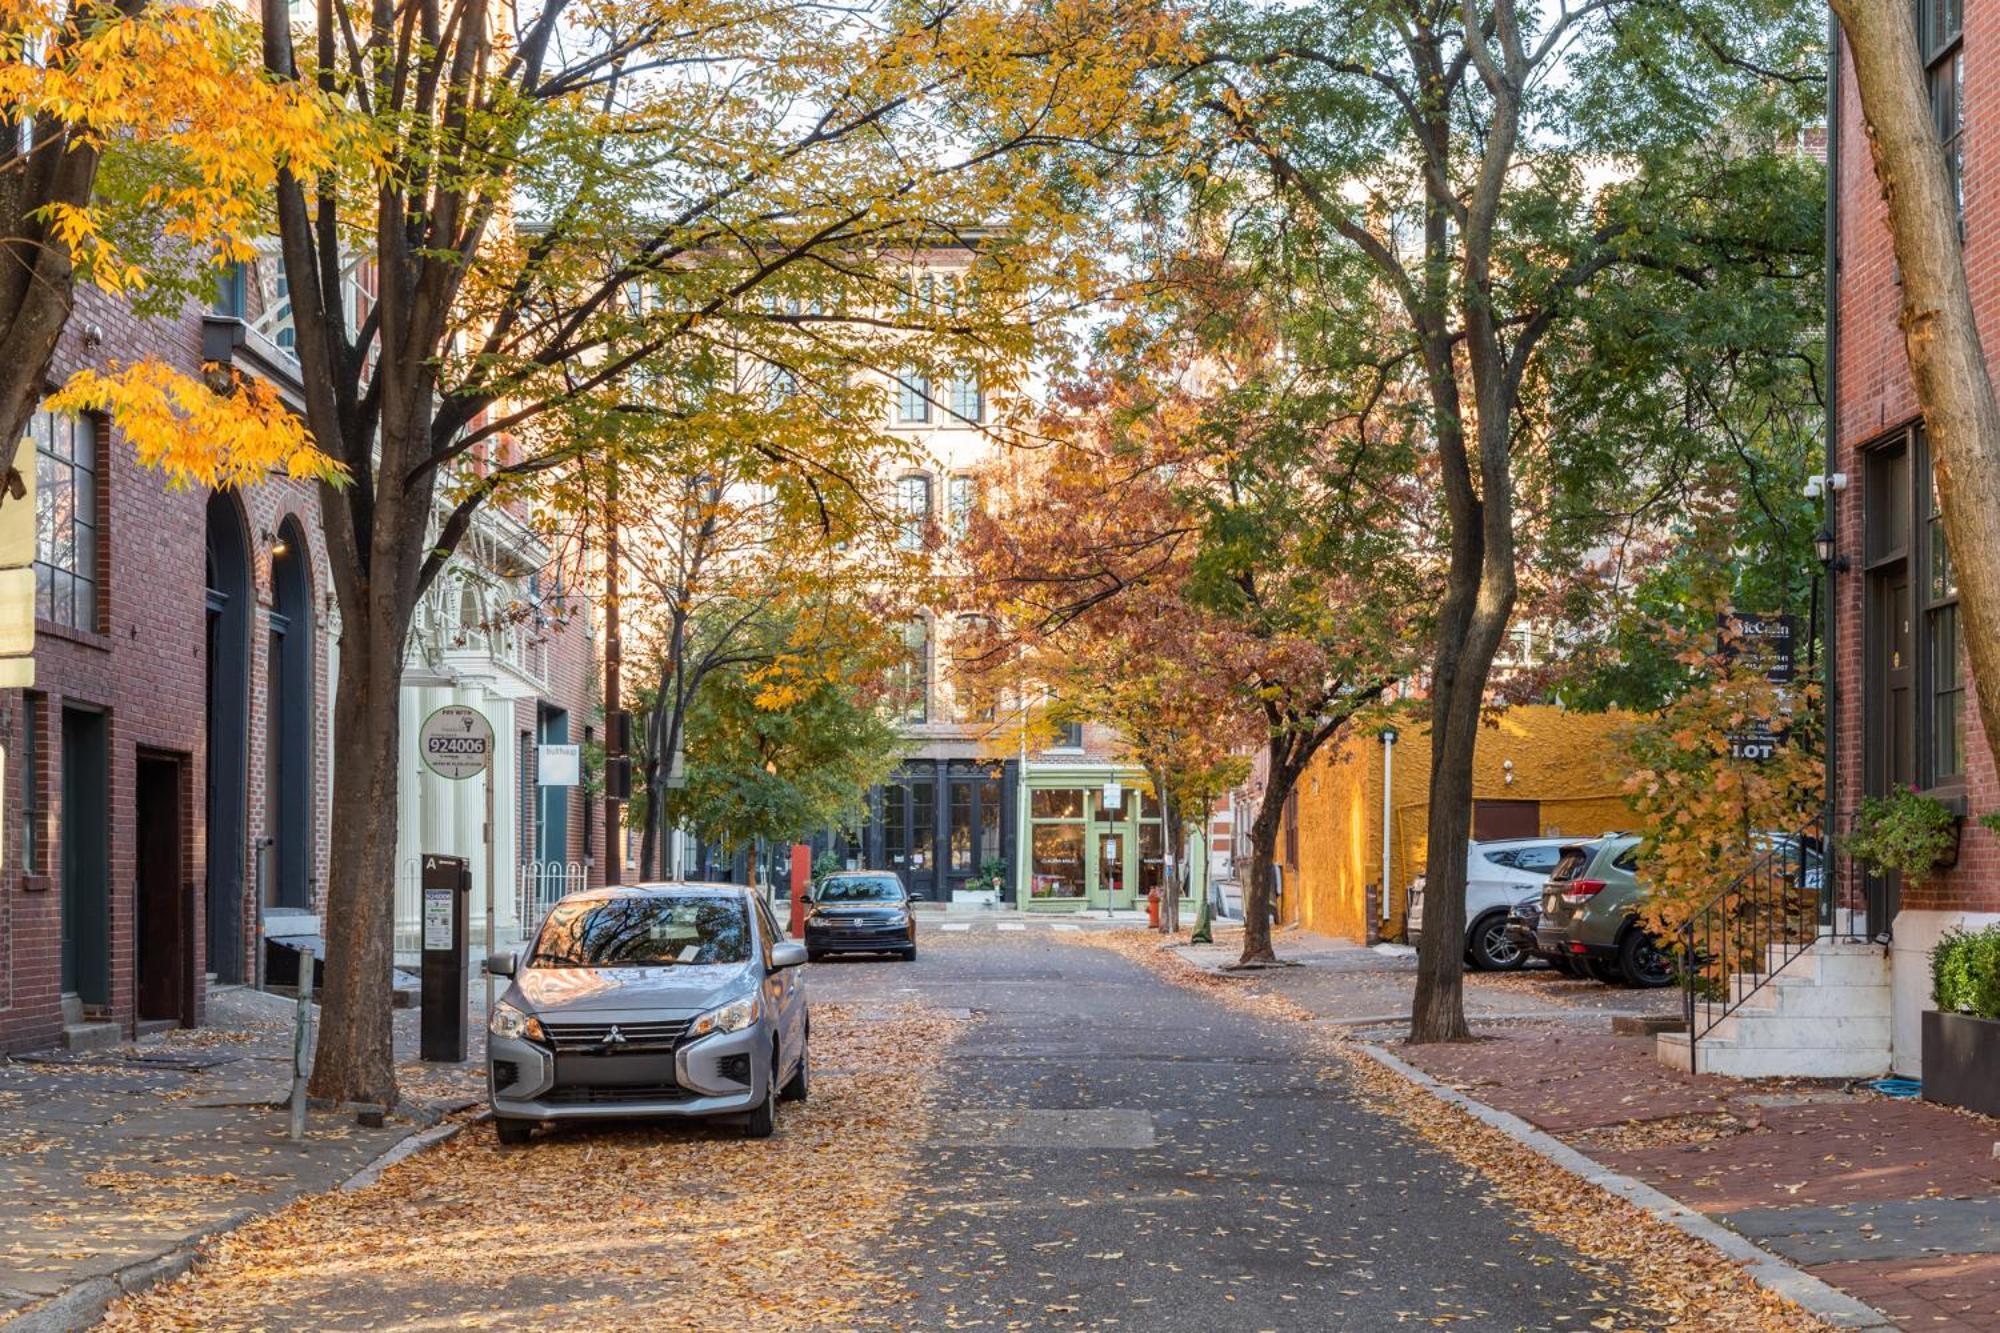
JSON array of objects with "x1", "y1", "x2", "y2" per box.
[{"x1": 8, "y1": 0, "x2": 341, "y2": 488}]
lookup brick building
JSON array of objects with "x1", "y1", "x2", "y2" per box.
[
  {"x1": 0, "y1": 260, "x2": 604, "y2": 1056},
  {"x1": 1826, "y1": 0, "x2": 1999, "y2": 1077}
]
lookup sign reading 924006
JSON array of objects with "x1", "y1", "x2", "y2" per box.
[{"x1": 419, "y1": 704, "x2": 493, "y2": 780}]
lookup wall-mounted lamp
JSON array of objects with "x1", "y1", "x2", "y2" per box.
[
  {"x1": 1502, "y1": 759, "x2": 1516, "y2": 786},
  {"x1": 264, "y1": 529, "x2": 290, "y2": 558},
  {"x1": 1814, "y1": 527, "x2": 1849, "y2": 574}
]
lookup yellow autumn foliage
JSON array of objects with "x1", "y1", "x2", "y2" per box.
[{"x1": 47, "y1": 363, "x2": 346, "y2": 490}]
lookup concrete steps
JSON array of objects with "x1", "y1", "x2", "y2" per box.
[
  {"x1": 61, "y1": 1022, "x2": 121, "y2": 1053},
  {"x1": 1656, "y1": 938, "x2": 1891, "y2": 1078}
]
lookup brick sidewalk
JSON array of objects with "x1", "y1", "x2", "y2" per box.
[{"x1": 1395, "y1": 1022, "x2": 2000, "y2": 1330}]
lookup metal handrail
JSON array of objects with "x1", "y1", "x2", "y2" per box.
[{"x1": 1679, "y1": 827, "x2": 1835, "y2": 1073}]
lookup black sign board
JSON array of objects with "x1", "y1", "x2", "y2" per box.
[
  {"x1": 420, "y1": 853, "x2": 471, "y2": 1063},
  {"x1": 1716, "y1": 612, "x2": 1796, "y2": 684},
  {"x1": 1727, "y1": 721, "x2": 1785, "y2": 763}
]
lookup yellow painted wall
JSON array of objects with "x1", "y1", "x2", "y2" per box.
[{"x1": 1287, "y1": 704, "x2": 1635, "y2": 944}]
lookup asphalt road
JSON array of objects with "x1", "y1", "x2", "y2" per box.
[{"x1": 811, "y1": 932, "x2": 1659, "y2": 1332}]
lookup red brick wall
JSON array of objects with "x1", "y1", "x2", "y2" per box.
[
  {"x1": 0, "y1": 288, "x2": 332, "y2": 1054},
  {"x1": 1832, "y1": 25, "x2": 2000, "y2": 917}
]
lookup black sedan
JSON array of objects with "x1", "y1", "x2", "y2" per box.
[
  {"x1": 803, "y1": 871, "x2": 917, "y2": 961},
  {"x1": 1502, "y1": 895, "x2": 1571, "y2": 972}
]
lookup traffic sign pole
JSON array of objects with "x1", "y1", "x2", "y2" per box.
[{"x1": 417, "y1": 704, "x2": 498, "y2": 1024}]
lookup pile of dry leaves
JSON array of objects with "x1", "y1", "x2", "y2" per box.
[{"x1": 100, "y1": 1001, "x2": 964, "y2": 1332}]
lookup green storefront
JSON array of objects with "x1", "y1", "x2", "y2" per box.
[{"x1": 1016, "y1": 764, "x2": 1205, "y2": 912}]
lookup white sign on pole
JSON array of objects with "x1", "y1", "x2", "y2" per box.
[
  {"x1": 419, "y1": 704, "x2": 493, "y2": 780},
  {"x1": 538, "y1": 743, "x2": 581, "y2": 787}
]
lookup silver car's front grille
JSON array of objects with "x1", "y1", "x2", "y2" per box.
[{"x1": 541, "y1": 1018, "x2": 692, "y2": 1052}]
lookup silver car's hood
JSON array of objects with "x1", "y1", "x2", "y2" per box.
[{"x1": 513, "y1": 962, "x2": 751, "y2": 1015}]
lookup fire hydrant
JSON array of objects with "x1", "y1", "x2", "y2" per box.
[{"x1": 1146, "y1": 886, "x2": 1162, "y2": 929}]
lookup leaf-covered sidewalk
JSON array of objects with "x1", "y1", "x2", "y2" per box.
[{"x1": 1, "y1": 988, "x2": 481, "y2": 1330}]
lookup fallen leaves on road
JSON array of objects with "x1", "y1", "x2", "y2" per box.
[
  {"x1": 1064, "y1": 928, "x2": 1835, "y2": 1332},
  {"x1": 99, "y1": 1002, "x2": 966, "y2": 1332}
]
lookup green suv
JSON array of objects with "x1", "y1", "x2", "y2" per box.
[{"x1": 1533, "y1": 835, "x2": 1673, "y2": 988}]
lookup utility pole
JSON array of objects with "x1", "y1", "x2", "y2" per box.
[{"x1": 604, "y1": 467, "x2": 623, "y2": 885}]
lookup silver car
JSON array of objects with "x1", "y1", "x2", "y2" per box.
[{"x1": 484, "y1": 882, "x2": 809, "y2": 1144}]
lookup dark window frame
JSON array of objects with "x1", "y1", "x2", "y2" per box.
[
  {"x1": 1863, "y1": 422, "x2": 1963, "y2": 794},
  {"x1": 1916, "y1": 0, "x2": 1965, "y2": 216},
  {"x1": 31, "y1": 405, "x2": 103, "y2": 633}
]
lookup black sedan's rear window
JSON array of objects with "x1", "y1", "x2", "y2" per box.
[{"x1": 529, "y1": 896, "x2": 751, "y2": 968}]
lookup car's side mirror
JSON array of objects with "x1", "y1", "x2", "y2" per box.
[
  {"x1": 770, "y1": 941, "x2": 808, "y2": 970},
  {"x1": 486, "y1": 951, "x2": 518, "y2": 977}
]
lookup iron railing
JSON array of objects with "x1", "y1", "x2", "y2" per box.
[
  {"x1": 1679, "y1": 828, "x2": 1851, "y2": 1073},
  {"x1": 519, "y1": 860, "x2": 588, "y2": 933}
]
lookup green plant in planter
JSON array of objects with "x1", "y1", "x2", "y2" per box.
[
  {"x1": 1846, "y1": 788, "x2": 1960, "y2": 882},
  {"x1": 1932, "y1": 924, "x2": 2000, "y2": 1019},
  {"x1": 964, "y1": 857, "x2": 1008, "y2": 894}
]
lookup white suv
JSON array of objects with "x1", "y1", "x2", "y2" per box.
[{"x1": 1406, "y1": 838, "x2": 1574, "y2": 971}]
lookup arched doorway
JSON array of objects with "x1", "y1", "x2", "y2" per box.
[
  {"x1": 266, "y1": 518, "x2": 313, "y2": 910},
  {"x1": 205, "y1": 495, "x2": 252, "y2": 982}
]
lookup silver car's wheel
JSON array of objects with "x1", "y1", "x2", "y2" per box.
[
  {"x1": 743, "y1": 1069, "x2": 777, "y2": 1138},
  {"x1": 779, "y1": 1040, "x2": 809, "y2": 1103},
  {"x1": 494, "y1": 1117, "x2": 533, "y2": 1147},
  {"x1": 1468, "y1": 912, "x2": 1526, "y2": 972}
]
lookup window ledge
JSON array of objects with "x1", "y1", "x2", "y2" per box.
[
  {"x1": 18, "y1": 873, "x2": 49, "y2": 893},
  {"x1": 34, "y1": 620, "x2": 113, "y2": 653}
]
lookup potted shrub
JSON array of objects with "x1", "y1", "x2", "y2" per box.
[
  {"x1": 1846, "y1": 788, "x2": 1962, "y2": 880},
  {"x1": 1922, "y1": 924, "x2": 2000, "y2": 1117},
  {"x1": 956, "y1": 857, "x2": 1009, "y2": 906}
]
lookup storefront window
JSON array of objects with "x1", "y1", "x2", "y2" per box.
[
  {"x1": 1031, "y1": 788, "x2": 1083, "y2": 819},
  {"x1": 1138, "y1": 821, "x2": 1164, "y2": 897},
  {"x1": 978, "y1": 778, "x2": 1001, "y2": 861},
  {"x1": 950, "y1": 782, "x2": 973, "y2": 872},
  {"x1": 1031, "y1": 823, "x2": 1085, "y2": 898}
]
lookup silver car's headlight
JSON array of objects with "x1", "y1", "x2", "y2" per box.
[
  {"x1": 489, "y1": 1001, "x2": 546, "y2": 1042},
  {"x1": 689, "y1": 995, "x2": 761, "y2": 1038}
]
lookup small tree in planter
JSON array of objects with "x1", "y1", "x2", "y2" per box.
[
  {"x1": 1923, "y1": 924, "x2": 2000, "y2": 1117},
  {"x1": 1846, "y1": 788, "x2": 1962, "y2": 882}
]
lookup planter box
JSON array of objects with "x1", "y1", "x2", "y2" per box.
[{"x1": 1921, "y1": 1009, "x2": 2000, "y2": 1118}]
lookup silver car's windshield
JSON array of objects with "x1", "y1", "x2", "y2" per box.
[
  {"x1": 816, "y1": 875, "x2": 904, "y2": 903},
  {"x1": 529, "y1": 896, "x2": 751, "y2": 968}
]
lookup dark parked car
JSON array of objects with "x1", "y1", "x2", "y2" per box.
[
  {"x1": 803, "y1": 871, "x2": 917, "y2": 961},
  {"x1": 1500, "y1": 894, "x2": 1560, "y2": 970}
]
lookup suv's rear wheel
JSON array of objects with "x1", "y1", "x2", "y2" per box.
[
  {"x1": 1584, "y1": 957, "x2": 1625, "y2": 985},
  {"x1": 1618, "y1": 928, "x2": 1674, "y2": 988},
  {"x1": 1467, "y1": 912, "x2": 1526, "y2": 972}
]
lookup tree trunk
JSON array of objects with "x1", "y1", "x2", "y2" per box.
[
  {"x1": 1239, "y1": 792, "x2": 1284, "y2": 964},
  {"x1": 1831, "y1": 0, "x2": 2000, "y2": 779},
  {"x1": 308, "y1": 590, "x2": 410, "y2": 1107}
]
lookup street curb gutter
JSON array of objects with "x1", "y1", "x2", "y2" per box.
[
  {"x1": 1351, "y1": 1043, "x2": 1900, "y2": 1332},
  {"x1": 0, "y1": 1112, "x2": 483, "y2": 1333}
]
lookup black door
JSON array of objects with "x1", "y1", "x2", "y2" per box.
[
  {"x1": 946, "y1": 766, "x2": 1006, "y2": 897},
  {"x1": 878, "y1": 772, "x2": 941, "y2": 899},
  {"x1": 136, "y1": 756, "x2": 190, "y2": 1024},
  {"x1": 61, "y1": 708, "x2": 111, "y2": 1009}
]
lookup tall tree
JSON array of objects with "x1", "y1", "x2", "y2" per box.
[
  {"x1": 610, "y1": 447, "x2": 916, "y2": 880},
  {"x1": 254, "y1": 0, "x2": 1177, "y2": 1104},
  {"x1": 964, "y1": 329, "x2": 1427, "y2": 962},
  {"x1": 1827, "y1": 1, "x2": 2000, "y2": 785},
  {"x1": 0, "y1": 0, "x2": 332, "y2": 488},
  {"x1": 1173, "y1": 0, "x2": 1824, "y2": 1035}
]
